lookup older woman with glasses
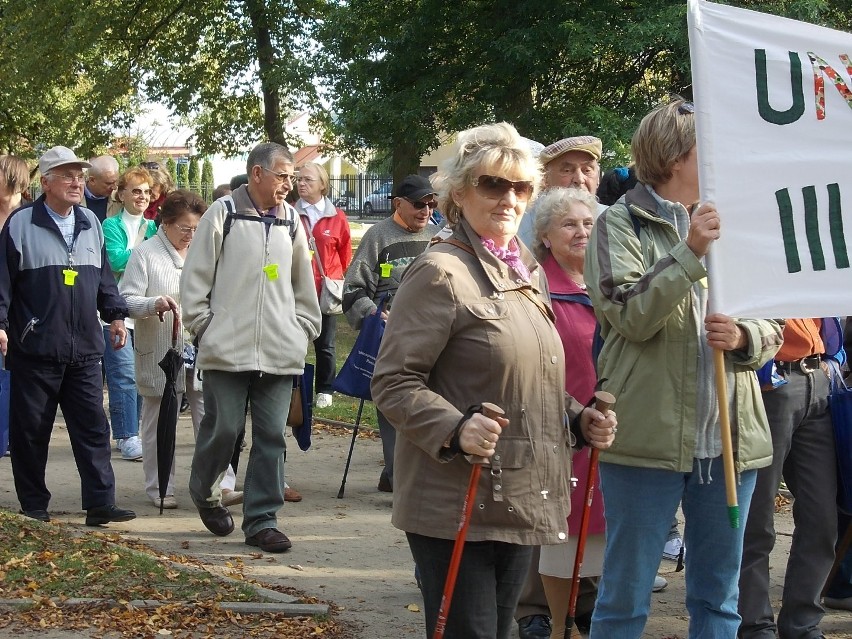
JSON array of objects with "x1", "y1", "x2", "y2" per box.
[
  {"x1": 372, "y1": 122, "x2": 616, "y2": 639},
  {"x1": 584, "y1": 99, "x2": 783, "y2": 638},
  {"x1": 294, "y1": 162, "x2": 352, "y2": 409},
  {"x1": 120, "y1": 190, "x2": 241, "y2": 508}
]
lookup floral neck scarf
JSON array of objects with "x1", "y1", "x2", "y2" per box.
[{"x1": 480, "y1": 237, "x2": 530, "y2": 282}]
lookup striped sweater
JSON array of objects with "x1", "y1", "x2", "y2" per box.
[{"x1": 119, "y1": 226, "x2": 187, "y2": 396}]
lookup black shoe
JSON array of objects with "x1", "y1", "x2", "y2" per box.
[
  {"x1": 21, "y1": 509, "x2": 50, "y2": 522},
  {"x1": 180, "y1": 395, "x2": 190, "y2": 413},
  {"x1": 198, "y1": 506, "x2": 234, "y2": 536},
  {"x1": 518, "y1": 615, "x2": 552, "y2": 639},
  {"x1": 246, "y1": 527, "x2": 292, "y2": 553},
  {"x1": 85, "y1": 505, "x2": 137, "y2": 526},
  {"x1": 377, "y1": 472, "x2": 393, "y2": 493}
]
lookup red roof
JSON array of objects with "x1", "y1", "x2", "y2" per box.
[{"x1": 294, "y1": 145, "x2": 322, "y2": 165}]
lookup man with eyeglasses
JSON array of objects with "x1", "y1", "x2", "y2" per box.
[
  {"x1": 181, "y1": 142, "x2": 321, "y2": 553},
  {"x1": 342, "y1": 174, "x2": 440, "y2": 493},
  {"x1": 84, "y1": 155, "x2": 119, "y2": 223},
  {"x1": 0, "y1": 146, "x2": 136, "y2": 526}
]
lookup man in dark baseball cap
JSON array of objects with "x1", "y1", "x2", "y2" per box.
[{"x1": 389, "y1": 175, "x2": 437, "y2": 202}]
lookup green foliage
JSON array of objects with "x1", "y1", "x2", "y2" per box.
[
  {"x1": 166, "y1": 157, "x2": 178, "y2": 186},
  {"x1": 188, "y1": 156, "x2": 200, "y2": 194},
  {"x1": 177, "y1": 162, "x2": 189, "y2": 189},
  {"x1": 201, "y1": 158, "x2": 215, "y2": 201}
]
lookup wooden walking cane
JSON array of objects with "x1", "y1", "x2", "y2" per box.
[
  {"x1": 714, "y1": 348, "x2": 740, "y2": 528},
  {"x1": 566, "y1": 391, "x2": 616, "y2": 638},
  {"x1": 432, "y1": 402, "x2": 504, "y2": 639}
]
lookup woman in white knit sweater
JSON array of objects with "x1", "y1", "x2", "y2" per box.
[{"x1": 120, "y1": 189, "x2": 241, "y2": 509}]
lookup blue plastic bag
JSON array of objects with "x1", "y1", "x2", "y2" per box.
[
  {"x1": 829, "y1": 371, "x2": 852, "y2": 513},
  {"x1": 333, "y1": 295, "x2": 387, "y2": 401},
  {"x1": 289, "y1": 363, "x2": 314, "y2": 452}
]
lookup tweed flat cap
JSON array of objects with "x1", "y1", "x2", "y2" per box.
[{"x1": 539, "y1": 136, "x2": 602, "y2": 165}]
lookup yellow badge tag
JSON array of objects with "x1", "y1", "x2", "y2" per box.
[
  {"x1": 63, "y1": 269, "x2": 78, "y2": 286},
  {"x1": 263, "y1": 263, "x2": 279, "y2": 281},
  {"x1": 699, "y1": 277, "x2": 708, "y2": 289},
  {"x1": 380, "y1": 262, "x2": 393, "y2": 277}
]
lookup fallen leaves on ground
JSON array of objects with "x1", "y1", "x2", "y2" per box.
[{"x1": 0, "y1": 510, "x2": 348, "y2": 638}]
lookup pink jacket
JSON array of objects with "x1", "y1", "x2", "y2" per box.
[{"x1": 542, "y1": 254, "x2": 605, "y2": 535}]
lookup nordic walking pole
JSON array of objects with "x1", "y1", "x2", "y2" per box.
[
  {"x1": 566, "y1": 391, "x2": 616, "y2": 638},
  {"x1": 433, "y1": 402, "x2": 504, "y2": 639},
  {"x1": 714, "y1": 348, "x2": 739, "y2": 528},
  {"x1": 337, "y1": 398, "x2": 366, "y2": 498}
]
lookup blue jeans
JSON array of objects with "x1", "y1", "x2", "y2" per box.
[
  {"x1": 406, "y1": 532, "x2": 532, "y2": 639},
  {"x1": 590, "y1": 458, "x2": 757, "y2": 639},
  {"x1": 102, "y1": 327, "x2": 142, "y2": 440}
]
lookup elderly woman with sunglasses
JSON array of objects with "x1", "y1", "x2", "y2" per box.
[
  {"x1": 372, "y1": 122, "x2": 616, "y2": 639},
  {"x1": 584, "y1": 99, "x2": 783, "y2": 638},
  {"x1": 119, "y1": 190, "x2": 241, "y2": 508},
  {"x1": 101, "y1": 167, "x2": 157, "y2": 461}
]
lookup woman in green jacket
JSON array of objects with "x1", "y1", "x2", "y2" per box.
[{"x1": 584, "y1": 99, "x2": 783, "y2": 638}]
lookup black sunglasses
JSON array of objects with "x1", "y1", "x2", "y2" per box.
[
  {"x1": 404, "y1": 197, "x2": 438, "y2": 210},
  {"x1": 141, "y1": 161, "x2": 161, "y2": 170},
  {"x1": 472, "y1": 175, "x2": 534, "y2": 201},
  {"x1": 677, "y1": 102, "x2": 695, "y2": 115}
]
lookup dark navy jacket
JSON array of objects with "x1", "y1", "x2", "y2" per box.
[{"x1": 0, "y1": 195, "x2": 127, "y2": 363}]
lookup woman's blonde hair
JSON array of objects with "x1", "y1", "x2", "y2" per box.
[
  {"x1": 436, "y1": 122, "x2": 542, "y2": 226},
  {"x1": 632, "y1": 98, "x2": 696, "y2": 187},
  {"x1": 531, "y1": 187, "x2": 598, "y2": 262},
  {"x1": 0, "y1": 155, "x2": 30, "y2": 195},
  {"x1": 298, "y1": 162, "x2": 329, "y2": 197}
]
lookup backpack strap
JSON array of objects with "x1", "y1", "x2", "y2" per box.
[
  {"x1": 221, "y1": 195, "x2": 297, "y2": 244},
  {"x1": 549, "y1": 292, "x2": 593, "y2": 307}
]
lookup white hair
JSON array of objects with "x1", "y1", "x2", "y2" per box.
[{"x1": 88, "y1": 155, "x2": 119, "y2": 176}]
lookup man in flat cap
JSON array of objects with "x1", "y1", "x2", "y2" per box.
[
  {"x1": 0, "y1": 146, "x2": 136, "y2": 526},
  {"x1": 517, "y1": 135, "x2": 605, "y2": 249},
  {"x1": 342, "y1": 174, "x2": 440, "y2": 493}
]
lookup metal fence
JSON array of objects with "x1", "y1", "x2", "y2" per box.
[
  {"x1": 327, "y1": 174, "x2": 392, "y2": 216},
  {"x1": 26, "y1": 174, "x2": 395, "y2": 216}
]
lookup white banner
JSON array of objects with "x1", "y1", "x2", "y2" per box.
[{"x1": 688, "y1": 0, "x2": 852, "y2": 319}]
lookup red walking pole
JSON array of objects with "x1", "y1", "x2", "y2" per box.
[
  {"x1": 566, "y1": 391, "x2": 616, "y2": 636},
  {"x1": 432, "y1": 402, "x2": 504, "y2": 639}
]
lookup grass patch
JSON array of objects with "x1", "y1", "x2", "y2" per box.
[
  {"x1": 0, "y1": 510, "x2": 258, "y2": 602},
  {"x1": 307, "y1": 317, "x2": 378, "y2": 429},
  {"x1": 0, "y1": 510, "x2": 347, "y2": 638}
]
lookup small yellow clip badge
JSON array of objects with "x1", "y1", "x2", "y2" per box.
[
  {"x1": 379, "y1": 262, "x2": 392, "y2": 278},
  {"x1": 62, "y1": 268, "x2": 78, "y2": 286},
  {"x1": 263, "y1": 263, "x2": 279, "y2": 281}
]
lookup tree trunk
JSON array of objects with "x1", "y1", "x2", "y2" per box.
[
  {"x1": 391, "y1": 137, "x2": 421, "y2": 185},
  {"x1": 245, "y1": 0, "x2": 286, "y2": 146}
]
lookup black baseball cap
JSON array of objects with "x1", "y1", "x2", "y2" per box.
[{"x1": 389, "y1": 175, "x2": 437, "y2": 201}]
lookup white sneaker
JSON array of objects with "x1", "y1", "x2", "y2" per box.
[
  {"x1": 152, "y1": 496, "x2": 177, "y2": 509},
  {"x1": 315, "y1": 393, "x2": 333, "y2": 408},
  {"x1": 653, "y1": 574, "x2": 668, "y2": 592},
  {"x1": 663, "y1": 536, "x2": 684, "y2": 561},
  {"x1": 117, "y1": 436, "x2": 143, "y2": 461}
]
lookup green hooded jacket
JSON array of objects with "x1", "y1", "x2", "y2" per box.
[{"x1": 584, "y1": 185, "x2": 783, "y2": 473}]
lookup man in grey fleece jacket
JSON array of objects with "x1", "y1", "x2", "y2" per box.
[
  {"x1": 342, "y1": 175, "x2": 439, "y2": 492},
  {"x1": 181, "y1": 143, "x2": 321, "y2": 553}
]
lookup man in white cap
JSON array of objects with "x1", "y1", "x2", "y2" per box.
[
  {"x1": 516, "y1": 135, "x2": 606, "y2": 249},
  {"x1": 0, "y1": 146, "x2": 136, "y2": 526}
]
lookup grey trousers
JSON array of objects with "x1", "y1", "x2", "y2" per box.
[
  {"x1": 738, "y1": 367, "x2": 837, "y2": 639},
  {"x1": 376, "y1": 408, "x2": 395, "y2": 483},
  {"x1": 189, "y1": 370, "x2": 293, "y2": 537}
]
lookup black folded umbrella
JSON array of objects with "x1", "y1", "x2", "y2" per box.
[{"x1": 157, "y1": 312, "x2": 183, "y2": 515}]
